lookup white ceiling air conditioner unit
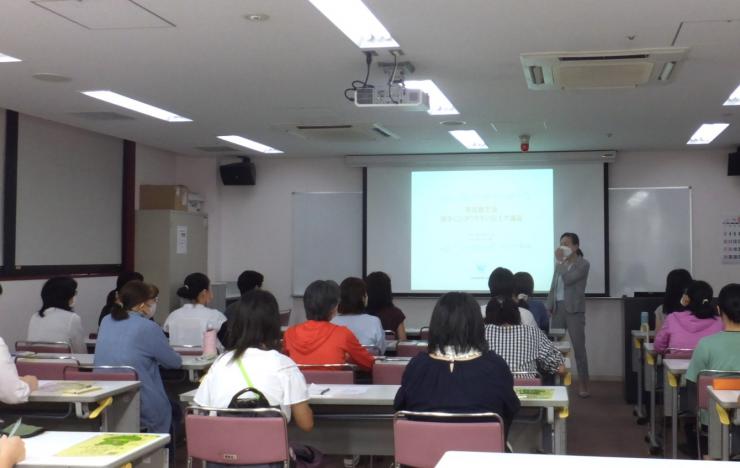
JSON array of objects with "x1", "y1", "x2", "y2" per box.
[
  {"x1": 281, "y1": 123, "x2": 399, "y2": 143},
  {"x1": 520, "y1": 47, "x2": 689, "y2": 90}
]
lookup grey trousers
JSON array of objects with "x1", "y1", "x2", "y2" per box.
[{"x1": 551, "y1": 301, "x2": 589, "y2": 382}]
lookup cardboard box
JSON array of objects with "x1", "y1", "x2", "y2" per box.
[{"x1": 140, "y1": 185, "x2": 189, "y2": 211}]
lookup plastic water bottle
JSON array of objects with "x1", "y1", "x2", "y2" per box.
[
  {"x1": 639, "y1": 311, "x2": 650, "y2": 341},
  {"x1": 202, "y1": 322, "x2": 218, "y2": 358}
]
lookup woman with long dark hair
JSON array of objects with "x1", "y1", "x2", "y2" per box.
[
  {"x1": 27, "y1": 277, "x2": 85, "y2": 353},
  {"x1": 654, "y1": 269, "x2": 692, "y2": 331}
]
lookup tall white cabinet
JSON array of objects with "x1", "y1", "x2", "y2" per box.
[{"x1": 135, "y1": 210, "x2": 208, "y2": 324}]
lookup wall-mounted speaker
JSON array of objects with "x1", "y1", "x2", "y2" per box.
[
  {"x1": 220, "y1": 157, "x2": 256, "y2": 185},
  {"x1": 729, "y1": 148, "x2": 740, "y2": 176}
]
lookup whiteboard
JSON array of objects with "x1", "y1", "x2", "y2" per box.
[
  {"x1": 608, "y1": 187, "x2": 692, "y2": 297},
  {"x1": 292, "y1": 192, "x2": 363, "y2": 296}
]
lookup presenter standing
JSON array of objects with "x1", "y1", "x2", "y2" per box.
[{"x1": 546, "y1": 232, "x2": 590, "y2": 397}]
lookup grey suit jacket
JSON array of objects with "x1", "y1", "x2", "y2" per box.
[{"x1": 545, "y1": 256, "x2": 590, "y2": 314}]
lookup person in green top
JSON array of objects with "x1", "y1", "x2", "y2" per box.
[{"x1": 683, "y1": 283, "x2": 740, "y2": 458}]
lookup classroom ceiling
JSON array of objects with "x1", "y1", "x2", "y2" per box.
[{"x1": 1, "y1": 0, "x2": 739, "y2": 158}]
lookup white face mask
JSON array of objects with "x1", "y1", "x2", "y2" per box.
[
  {"x1": 559, "y1": 246, "x2": 573, "y2": 258},
  {"x1": 148, "y1": 302, "x2": 157, "y2": 317}
]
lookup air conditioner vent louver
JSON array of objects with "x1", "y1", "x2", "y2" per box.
[
  {"x1": 277, "y1": 123, "x2": 399, "y2": 143},
  {"x1": 69, "y1": 111, "x2": 135, "y2": 121},
  {"x1": 521, "y1": 47, "x2": 688, "y2": 90},
  {"x1": 195, "y1": 145, "x2": 239, "y2": 153}
]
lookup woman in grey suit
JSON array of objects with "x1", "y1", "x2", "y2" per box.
[{"x1": 546, "y1": 232, "x2": 590, "y2": 397}]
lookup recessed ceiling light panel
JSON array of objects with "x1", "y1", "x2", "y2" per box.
[
  {"x1": 404, "y1": 80, "x2": 459, "y2": 116},
  {"x1": 218, "y1": 135, "x2": 283, "y2": 154},
  {"x1": 0, "y1": 52, "x2": 22, "y2": 63},
  {"x1": 686, "y1": 123, "x2": 729, "y2": 145},
  {"x1": 449, "y1": 130, "x2": 488, "y2": 150},
  {"x1": 723, "y1": 83, "x2": 740, "y2": 106},
  {"x1": 307, "y1": 0, "x2": 399, "y2": 49},
  {"x1": 81, "y1": 90, "x2": 192, "y2": 122}
]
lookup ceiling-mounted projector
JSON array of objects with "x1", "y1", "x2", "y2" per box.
[{"x1": 354, "y1": 87, "x2": 430, "y2": 111}]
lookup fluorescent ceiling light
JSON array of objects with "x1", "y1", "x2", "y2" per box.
[
  {"x1": 723, "y1": 83, "x2": 740, "y2": 106},
  {"x1": 405, "y1": 80, "x2": 459, "y2": 115},
  {"x1": 0, "y1": 53, "x2": 22, "y2": 63},
  {"x1": 81, "y1": 90, "x2": 191, "y2": 122},
  {"x1": 449, "y1": 130, "x2": 488, "y2": 150},
  {"x1": 218, "y1": 135, "x2": 283, "y2": 154},
  {"x1": 307, "y1": 0, "x2": 399, "y2": 49},
  {"x1": 686, "y1": 123, "x2": 729, "y2": 145}
]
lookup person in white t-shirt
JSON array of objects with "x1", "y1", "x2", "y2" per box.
[
  {"x1": 164, "y1": 273, "x2": 227, "y2": 346},
  {"x1": 194, "y1": 289, "x2": 313, "y2": 431},
  {"x1": 27, "y1": 276, "x2": 86, "y2": 353}
]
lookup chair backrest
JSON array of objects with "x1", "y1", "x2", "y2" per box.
[
  {"x1": 384, "y1": 330, "x2": 397, "y2": 340},
  {"x1": 363, "y1": 345, "x2": 381, "y2": 356},
  {"x1": 15, "y1": 341, "x2": 72, "y2": 354},
  {"x1": 512, "y1": 371, "x2": 542, "y2": 386},
  {"x1": 396, "y1": 341, "x2": 427, "y2": 358},
  {"x1": 373, "y1": 361, "x2": 407, "y2": 385},
  {"x1": 300, "y1": 366, "x2": 355, "y2": 384},
  {"x1": 16, "y1": 357, "x2": 79, "y2": 380},
  {"x1": 696, "y1": 370, "x2": 740, "y2": 410},
  {"x1": 664, "y1": 347, "x2": 694, "y2": 359},
  {"x1": 173, "y1": 345, "x2": 203, "y2": 356},
  {"x1": 279, "y1": 309, "x2": 292, "y2": 327},
  {"x1": 419, "y1": 327, "x2": 430, "y2": 340},
  {"x1": 185, "y1": 406, "x2": 289, "y2": 467},
  {"x1": 393, "y1": 411, "x2": 505, "y2": 468},
  {"x1": 63, "y1": 365, "x2": 138, "y2": 381}
]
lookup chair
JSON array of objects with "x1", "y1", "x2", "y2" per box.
[
  {"x1": 185, "y1": 406, "x2": 290, "y2": 468},
  {"x1": 373, "y1": 360, "x2": 407, "y2": 385},
  {"x1": 385, "y1": 330, "x2": 397, "y2": 340},
  {"x1": 363, "y1": 344, "x2": 381, "y2": 356},
  {"x1": 173, "y1": 345, "x2": 203, "y2": 356},
  {"x1": 279, "y1": 309, "x2": 292, "y2": 327},
  {"x1": 15, "y1": 341, "x2": 72, "y2": 354},
  {"x1": 63, "y1": 365, "x2": 138, "y2": 381},
  {"x1": 393, "y1": 411, "x2": 505, "y2": 468},
  {"x1": 419, "y1": 327, "x2": 430, "y2": 340},
  {"x1": 396, "y1": 341, "x2": 426, "y2": 358},
  {"x1": 512, "y1": 371, "x2": 542, "y2": 386},
  {"x1": 664, "y1": 347, "x2": 694, "y2": 359},
  {"x1": 15, "y1": 356, "x2": 79, "y2": 380},
  {"x1": 298, "y1": 364, "x2": 356, "y2": 384},
  {"x1": 696, "y1": 370, "x2": 740, "y2": 460}
]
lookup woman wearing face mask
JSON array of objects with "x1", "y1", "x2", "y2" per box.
[
  {"x1": 27, "y1": 277, "x2": 86, "y2": 353},
  {"x1": 95, "y1": 281, "x2": 182, "y2": 434},
  {"x1": 546, "y1": 232, "x2": 590, "y2": 397}
]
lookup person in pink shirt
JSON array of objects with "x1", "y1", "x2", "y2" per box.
[{"x1": 654, "y1": 280, "x2": 723, "y2": 356}]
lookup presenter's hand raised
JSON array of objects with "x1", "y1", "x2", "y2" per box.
[{"x1": 555, "y1": 248, "x2": 565, "y2": 262}]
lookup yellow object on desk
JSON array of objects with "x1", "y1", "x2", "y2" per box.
[
  {"x1": 515, "y1": 388, "x2": 555, "y2": 400},
  {"x1": 56, "y1": 434, "x2": 160, "y2": 457},
  {"x1": 40, "y1": 382, "x2": 102, "y2": 395}
]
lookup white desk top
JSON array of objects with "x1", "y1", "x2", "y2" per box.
[
  {"x1": 17, "y1": 431, "x2": 169, "y2": 468},
  {"x1": 663, "y1": 358, "x2": 690, "y2": 374},
  {"x1": 30, "y1": 380, "x2": 140, "y2": 403},
  {"x1": 631, "y1": 330, "x2": 656, "y2": 338},
  {"x1": 25, "y1": 353, "x2": 214, "y2": 370},
  {"x1": 643, "y1": 342, "x2": 656, "y2": 354},
  {"x1": 181, "y1": 384, "x2": 569, "y2": 408},
  {"x1": 555, "y1": 341, "x2": 571, "y2": 354},
  {"x1": 374, "y1": 357, "x2": 412, "y2": 366},
  {"x1": 708, "y1": 387, "x2": 740, "y2": 409},
  {"x1": 435, "y1": 451, "x2": 730, "y2": 467},
  {"x1": 549, "y1": 328, "x2": 566, "y2": 338}
]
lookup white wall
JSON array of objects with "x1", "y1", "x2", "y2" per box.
[{"x1": 135, "y1": 144, "x2": 178, "y2": 209}]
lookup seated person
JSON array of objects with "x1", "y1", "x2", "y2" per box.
[
  {"x1": 485, "y1": 294, "x2": 565, "y2": 379},
  {"x1": 365, "y1": 271, "x2": 407, "y2": 340},
  {"x1": 195, "y1": 289, "x2": 313, "y2": 431},
  {"x1": 1, "y1": 337, "x2": 38, "y2": 404},
  {"x1": 218, "y1": 270, "x2": 264, "y2": 347},
  {"x1": 96, "y1": 281, "x2": 182, "y2": 434},
  {"x1": 331, "y1": 277, "x2": 385, "y2": 355},
  {"x1": 27, "y1": 277, "x2": 85, "y2": 353},
  {"x1": 485, "y1": 268, "x2": 537, "y2": 328},
  {"x1": 394, "y1": 292, "x2": 520, "y2": 435},
  {"x1": 98, "y1": 271, "x2": 144, "y2": 326},
  {"x1": 283, "y1": 280, "x2": 374, "y2": 371},
  {"x1": 164, "y1": 273, "x2": 227, "y2": 347},
  {"x1": 513, "y1": 271, "x2": 549, "y2": 332},
  {"x1": 654, "y1": 269, "x2": 693, "y2": 331},
  {"x1": 685, "y1": 283, "x2": 740, "y2": 458},
  {"x1": 655, "y1": 280, "x2": 722, "y2": 355},
  {"x1": 0, "y1": 435, "x2": 25, "y2": 468}
]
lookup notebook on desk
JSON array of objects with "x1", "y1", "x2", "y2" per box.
[{"x1": 40, "y1": 382, "x2": 102, "y2": 395}]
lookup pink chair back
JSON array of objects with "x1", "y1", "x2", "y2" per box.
[
  {"x1": 301, "y1": 369, "x2": 354, "y2": 384},
  {"x1": 394, "y1": 411, "x2": 505, "y2": 468},
  {"x1": 384, "y1": 330, "x2": 397, "y2": 340},
  {"x1": 419, "y1": 327, "x2": 430, "y2": 340},
  {"x1": 665, "y1": 347, "x2": 693, "y2": 359},
  {"x1": 186, "y1": 407, "x2": 289, "y2": 467},
  {"x1": 15, "y1": 341, "x2": 71, "y2": 353},
  {"x1": 174, "y1": 346, "x2": 203, "y2": 356},
  {"x1": 279, "y1": 309, "x2": 292, "y2": 327},
  {"x1": 396, "y1": 341, "x2": 427, "y2": 358},
  {"x1": 512, "y1": 371, "x2": 542, "y2": 386},
  {"x1": 16, "y1": 358, "x2": 79, "y2": 380},
  {"x1": 697, "y1": 373, "x2": 715, "y2": 411},
  {"x1": 63, "y1": 365, "x2": 138, "y2": 381},
  {"x1": 373, "y1": 361, "x2": 407, "y2": 385}
]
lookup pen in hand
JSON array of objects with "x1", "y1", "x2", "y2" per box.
[{"x1": 7, "y1": 418, "x2": 22, "y2": 437}]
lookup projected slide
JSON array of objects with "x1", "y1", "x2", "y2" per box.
[{"x1": 411, "y1": 169, "x2": 554, "y2": 291}]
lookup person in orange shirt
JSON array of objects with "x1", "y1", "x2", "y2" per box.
[{"x1": 284, "y1": 280, "x2": 374, "y2": 370}]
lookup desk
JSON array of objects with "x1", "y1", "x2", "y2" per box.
[
  {"x1": 17, "y1": 431, "x2": 169, "y2": 468},
  {"x1": 663, "y1": 358, "x2": 690, "y2": 459},
  {"x1": 555, "y1": 341, "x2": 571, "y2": 356},
  {"x1": 707, "y1": 387, "x2": 740, "y2": 461},
  {"x1": 631, "y1": 330, "x2": 655, "y2": 422},
  {"x1": 434, "y1": 451, "x2": 730, "y2": 468},
  {"x1": 26, "y1": 380, "x2": 141, "y2": 432},
  {"x1": 180, "y1": 384, "x2": 569, "y2": 456},
  {"x1": 549, "y1": 328, "x2": 567, "y2": 341},
  {"x1": 27, "y1": 353, "x2": 215, "y2": 383}
]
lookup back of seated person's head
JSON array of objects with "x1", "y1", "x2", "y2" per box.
[
  {"x1": 117, "y1": 271, "x2": 144, "y2": 291},
  {"x1": 237, "y1": 270, "x2": 264, "y2": 295},
  {"x1": 485, "y1": 268, "x2": 521, "y2": 325},
  {"x1": 111, "y1": 280, "x2": 152, "y2": 321},
  {"x1": 685, "y1": 280, "x2": 716, "y2": 320},
  {"x1": 229, "y1": 289, "x2": 281, "y2": 358},
  {"x1": 488, "y1": 267, "x2": 514, "y2": 298},
  {"x1": 663, "y1": 268, "x2": 692, "y2": 315},
  {"x1": 718, "y1": 283, "x2": 740, "y2": 324},
  {"x1": 365, "y1": 271, "x2": 394, "y2": 312},
  {"x1": 513, "y1": 271, "x2": 534, "y2": 310},
  {"x1": 338, "y1": 277, "x2": 366, "y2": 315},
  {"x1": 303, "y1": 280, "x2": 340, "y2": 321},
  {"x1": 39, "y1": 276, "x2": 78, "y2": 317},
  {"x1": 428, "y1": 292, "x2": 488, "y2": 355},
  {"x1": 177, "y1": 272, "x2": 211, "y2": 302}
]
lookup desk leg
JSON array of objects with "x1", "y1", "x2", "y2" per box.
[
  {"x1": 671, "y1": 379, "x2": 678, "y2": 459},
  {"x1": 645, "y1": 357, "x2": 661, "y2": 453},
  {"x1": 708, "y1": 397, "x2": 722, "y2": 460},
  {"x1": 135, "y1": 447, "x2": 168, "y2": 468},
  {"x1": 633, "y1": 339, "x2": 646, "y2": 420},
  {"x1": 102, "y1": 388, "x2": 141, "y2": 432}
]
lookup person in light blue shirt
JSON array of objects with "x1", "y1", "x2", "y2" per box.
[
  {"x1": 95, "y1": 281, "x2": 182, "y2": 433},
  {"x1": 331, "y1": 277, "x2": 385, "y2": 355},
  {"x1": 514, "y1": 272, "x2": 549, "y2": 332}
]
